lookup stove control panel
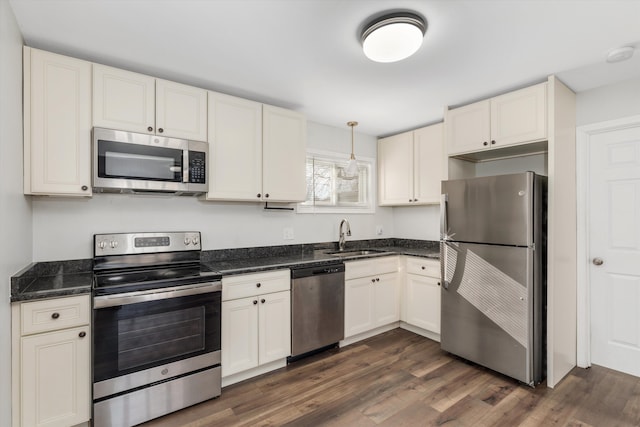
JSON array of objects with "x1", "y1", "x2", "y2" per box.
[{"x1": 94, "y1": 232, "x2": 201, "y2": 256}]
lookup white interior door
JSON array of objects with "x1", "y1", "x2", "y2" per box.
[{"x1": 589, "y1": 123, "x2": 640, "y2": 377}]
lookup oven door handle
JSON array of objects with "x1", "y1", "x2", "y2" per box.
[{"x1": 93, "y1": 281, "x2": 222, "y2": 309}]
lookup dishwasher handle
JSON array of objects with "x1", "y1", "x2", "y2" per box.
[{"x1": 291, "y1": 263, "x2": 345, "y2": 279}]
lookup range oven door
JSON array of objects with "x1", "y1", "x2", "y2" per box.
[{"x1": 93, "y1": 283, "x2": 221, "y2": 397}]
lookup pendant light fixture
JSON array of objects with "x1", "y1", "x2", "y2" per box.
[
  {"x1": 361, "y1": 12, "x2": 427, "y2": 63},
  {"x1": 345, "y1": 121, "x2": 359, "y2": 177}
]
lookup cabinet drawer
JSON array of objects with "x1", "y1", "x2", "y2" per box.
[
  {"x1": 345, "y1": 256, "x2": 398, "y2": 280},
  {"x1": 222, "y1": 269, "x2": 290, "y2": 301},
  {"x1": 406, "y1": 257, "x2": 440, "y2": 278},
  {"x1": 21, "y1": 295, "x2": 90, "y2": 336}
]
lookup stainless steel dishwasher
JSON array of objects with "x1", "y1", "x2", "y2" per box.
[{"x1": 290, "y1": 263, "x2": 345, "y2": 359}]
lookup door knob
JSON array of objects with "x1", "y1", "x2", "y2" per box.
[{"x1": 593, "y1": 258, "x2": 604, "y2": 266}]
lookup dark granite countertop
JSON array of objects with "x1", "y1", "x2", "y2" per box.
[
  {"x1": 11, "y1": 239, "x2": 439, "y2": 302},
  {"x1": 202, "y1": 239, "x2": 439, "y2": 276},
  {"x1": 11, "y1": 259, "x2": 94, "y2": 302}
]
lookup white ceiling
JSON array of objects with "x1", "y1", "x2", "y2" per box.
[{"x1": 8, "y1": 0, "x2": 640, "y2": 137}]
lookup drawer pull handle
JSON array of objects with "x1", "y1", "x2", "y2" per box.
[
  {"x1": 78, "y1": 331, "x2": 86, "y2": 338},
  {"x1": 51, "y1": 312, "x2": 60, "y2": 319}
]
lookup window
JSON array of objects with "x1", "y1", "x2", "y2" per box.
[{"x1": 298, "y1": 150, "x2": 374, "y2": 213}]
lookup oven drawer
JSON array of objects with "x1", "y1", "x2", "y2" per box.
[
  {"x1": 222, "y1": 269, "x2": 290, "y2": 301},
  {"x1": 21, "y1": 295, "x2": 90, "y2": 335}
]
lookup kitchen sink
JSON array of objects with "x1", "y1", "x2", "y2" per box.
[{"x1": 325, "y1": 248, "x2": 391, "y2": 257}]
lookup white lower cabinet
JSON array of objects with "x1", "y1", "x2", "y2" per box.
[
  {"x1": 402, "y1": 257, "x2": 441, "y2": 335},
  {"x1": 12, "y1": 295, "x2": 91, "y2": 427},
  {"x1": 344, "y1": 257, "x2": 399, "y2": 339},
  {"x1": 221, "y1": 270, "x2": 291, "y2": 379}
]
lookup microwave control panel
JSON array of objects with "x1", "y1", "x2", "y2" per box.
[{"x1": 189, "y1": 151, "x2": 206, "y2": 184}]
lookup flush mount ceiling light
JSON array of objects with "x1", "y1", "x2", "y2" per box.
[
  {"x1": 606, "y1": 46, "x2": 635, "y2": 63},
  {"x1": 361, "y1": 12, "x2": 427, "y2": 63}
]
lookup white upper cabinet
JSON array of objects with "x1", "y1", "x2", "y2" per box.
[
  {"x1": 446, "y1": 100, "x2": 491, "y2": 155},
  {"x1": 92, "y1": 64, "x2": 155, "y2": 135},
  {"x1": 261, "y1": 104, "x2": 307, "y2": 202},
  {"x1": 205, "y1": 92, "x2": 263, "y2": 201},
  {"x1": 24, "y1": 47, "x2": 92, "y2": 197},
  {"x1": 446, "y1": 82, "x2": 547, "y2": 156},
  {"x1": 378, "y1": 123, "x2": 443, "y2": 206},
  {"x1": 205, "y1": 99, "x2": 306, "y2": 203},
  {"x1": 93, "y1": 64, "x2": 207, "y2": 141},
  {"x1": 490, "y1": 83, "x2": 547, "y2": 147},
  {"x1": 155, "y1": 79, "x2": 208, "y2": 141}
]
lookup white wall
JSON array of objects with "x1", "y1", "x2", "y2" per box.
[
  {"x1": 393, "y1": 205, "x2": 440, "y2": 241},
  {"x1": 0, "y1": 3, "x2": 30, "y2": 425},
  {"x1": 32, "y1": 121, "x2": 395, "y2": 261},
  {"x1": 577, "y1": 76, "x2": 640, "y2": 126}
]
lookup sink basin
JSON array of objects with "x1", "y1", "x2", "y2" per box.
[{"x1": 325, "y1": 248, "x2": 390, "y2": 257}]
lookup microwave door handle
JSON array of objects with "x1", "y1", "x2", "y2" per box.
[{"x1": 183, "y1": 149, "x2": 190, "y2": 183}]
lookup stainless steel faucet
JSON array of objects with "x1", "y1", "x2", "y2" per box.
[{"x1": 338, "y1": 219, "x2": 351, "y2": 251}]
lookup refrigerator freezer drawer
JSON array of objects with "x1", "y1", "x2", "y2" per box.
[{"x1": 440, "y1": 241, "x2": 544, "y2": 385}]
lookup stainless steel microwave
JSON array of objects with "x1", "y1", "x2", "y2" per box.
[{"x1": 92, "y1": 128, "x2": 208, "y2": 195}]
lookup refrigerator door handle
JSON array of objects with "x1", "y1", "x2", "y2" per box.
[
  {"x1": 440, "y1": 193, "x2": 449, "y2": 240},
  {"x1": 440, "y1": 242, "x2": 449, "y2": 290}
]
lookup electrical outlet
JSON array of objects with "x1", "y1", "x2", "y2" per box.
[
  {"x1": 376, "y1": 225, "x2": 383, "y2": 235},
  {"x1": 283, "y1": 227, "x2": 295, "y2": 240}
]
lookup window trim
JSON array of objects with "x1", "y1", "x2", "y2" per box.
[{"x1": 297, "y1": 149, "x2": 376, "y2": 214}]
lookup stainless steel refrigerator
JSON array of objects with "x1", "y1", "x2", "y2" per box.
[{"x1": 440, "y1": 172, "x2": 546, "y2": 386}]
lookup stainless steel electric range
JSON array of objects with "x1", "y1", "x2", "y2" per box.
[{"x1": 92, "y1": 232, "x2": 221, "y2": 427}]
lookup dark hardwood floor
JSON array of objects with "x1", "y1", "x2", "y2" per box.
[{"x1": 143, "y1": 329, "x2": 640, "y2": 426}]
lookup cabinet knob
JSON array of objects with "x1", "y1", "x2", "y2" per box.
[
  {"x1": 78, "y1": 331, "x2": 86, "y2": 338},
  {"x1": 437, "y1": 282, "x2": 441, "y2": 286},
  {"x1": 483, "y1": 141, "x2": 488, "y2": 146},
  {"x1": 376, "y1": 277, "x2": 380, "y2": 282},
  {"x1": 257, "y1": 193, "x2": 261, "y2": 198},
  {"x1": 147, "y1": 126, "x2": 153, "y2": 132},
  {"x1": 253, "y1": 300, "x2": 258, "y2": 305},
  {"x1": 421, "y1": 266, "x2": 426, "y2": 270},
  {"x1": 265, "y1": 193, "x2": 269, "y2": 198},
  {"x1": 371, "y1": 278, "x2": 376, "y2": 283},
  {"x1": 491, "y1": 140, "x2": 496, "y2": 145},
  {"x1": 51, "y1": 312, "x2": 60, "y2": 319},
  {"x1": 81, "y1": 185, "x2": 88, "y2": 191},
  {"x1": 261, "y1": 298, "x2": 266, "y2": 304},
  {"x1": 256, "y1": 282, "x2": 261, "y2": 288},
  {"x1": 158, "y1": 128, "x2": 164, "y2": 133},
  {"x1": 414, "y1": 198, "x2": 418, "y2": 202}
]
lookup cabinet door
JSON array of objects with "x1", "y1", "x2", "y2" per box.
[
  {"x1": 258, "y1": 290, "x2": 291, "y2": 364},
  {"x1": 413, "y1": 123, "x2": 443, "y2": 205},
  {"x1": 374, "y1": 272, "x2": 400, "y2": 327},
  {"x1": 490, "y1": 83, "x2": 547, "y2": 147},
  {"x1": 93, "y1": 64, "x2": 155, "y2": 134},
  {"x1": 221, "y1": 297, "x2": 259, "y2": 377},
  {"x1": 377, "y1": 131, "x2": 414, "y2": 206},
  {"x1": 446, "y1": 100, "x2": 491, "y2": 155},
  {"x1": 344, "y1": 277, "x2": 375, "y2": 338},
  {"x1": 26, "y1": 48, "x2": 92, "y2": 196},
  {"x1": 206, "y1": 92, "x2": 263, "y2": 201},
  {"x1": 156, "y1": 79, "x2": 208, "y2": 141},
  {"x1": 262, "y1": 105, "x2": 307, "y2": 202},
  {"x1": 406, "y1": 273, "x2": 441, "y2": 333},
  {"x1": 21, "y1": 327, "x2": 90, "y2": 427}
]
